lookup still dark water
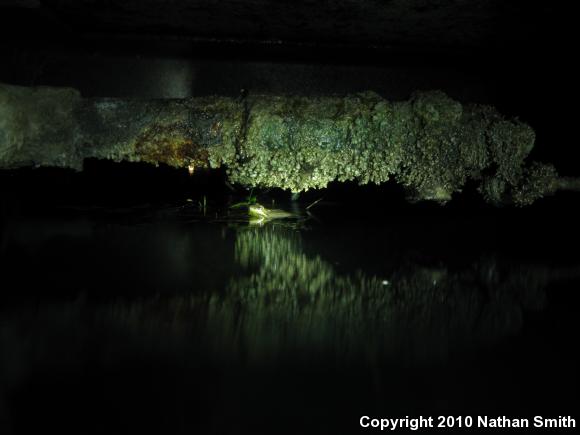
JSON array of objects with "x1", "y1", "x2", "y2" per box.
[{"x1": 1, "y1": 199, "x2": 579, "y2": 434}]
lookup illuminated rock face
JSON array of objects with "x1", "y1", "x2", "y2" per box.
[
  {"x1": 0, "y1": 82, "x2": 569, "y2": 205},
  {"x1": 230, "y1": 91, "x2": 557, "y2": 205}
]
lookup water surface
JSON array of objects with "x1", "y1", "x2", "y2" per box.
[{"x1": 1, "y1": 201, "x2": 578, "y2": 434}]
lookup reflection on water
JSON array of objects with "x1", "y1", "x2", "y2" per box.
[
  {"x1": 1, "y1": 223, "x2": 559, "y2": 366},
  {"x1": 0, "y1": 210, "x2": 579, "y2": 433},
  {"x1": 221, "y1": 226, "x2": 550, "y2": 362}
]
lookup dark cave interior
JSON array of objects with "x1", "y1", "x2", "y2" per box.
[
  {"x1": 0, "y1": 1, "x2": 577, "y2": 209},
  {"x1": 1, "y1": 2, "x2": 579, "y2": 435}
]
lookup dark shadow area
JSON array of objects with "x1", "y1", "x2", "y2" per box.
[{"x1": 0, "y1": 2, "x2": 578, "y2": 434}]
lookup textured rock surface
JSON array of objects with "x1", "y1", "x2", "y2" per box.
[
  {"x1": 0, "y1": 83, "x2": 82, "y2": 169},
  {"x1": 0, "y1": 82, "x2": 573, "y2": 205}
]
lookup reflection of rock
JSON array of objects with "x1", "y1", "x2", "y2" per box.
[
  {"x1": 0, "y1": 225, "x2": 562, "y2": 384},
  {"x1": 211, "y1": 226, "x2": 551, "y2": 362},
  {"x1": 0, "y1": 224, "x2": 576, "y2": 430}
]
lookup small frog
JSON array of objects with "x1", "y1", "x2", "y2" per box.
[{"x1": 248, "y1": 204, "x2": 294, "y2": 220}]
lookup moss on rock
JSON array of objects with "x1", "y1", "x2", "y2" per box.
[
  {"x1": 227, "y1": 90, "x2": 557, "y2": 205},
  {"x1": 0, "y1": 82, "x2": 568, "y2": 205}
]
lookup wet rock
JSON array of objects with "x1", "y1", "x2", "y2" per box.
[{"x1": 0, "y1": 82, "x2": 574, "y2": 205}]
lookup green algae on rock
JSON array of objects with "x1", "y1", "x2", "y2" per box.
[
  {"x1": 0, "y1": 82, "x2": 576, "y2": 205},
  {"x1": 228, "y1": 90, "x2": 562, "y2": 205}
]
